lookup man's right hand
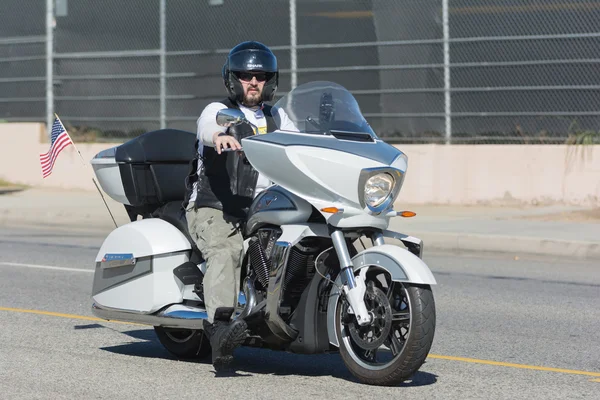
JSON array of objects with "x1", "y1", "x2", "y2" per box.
[{"x1": 213, "y1": 132, "x2": 242, "y2": 154}]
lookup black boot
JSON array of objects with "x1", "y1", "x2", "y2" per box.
[{"x1": 203, "y1": 307, "x2": 247, "y2": 372}]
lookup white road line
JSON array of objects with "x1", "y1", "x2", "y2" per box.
[{"x1": 0, "y1": 261, "x2": 93, "y2": 273}]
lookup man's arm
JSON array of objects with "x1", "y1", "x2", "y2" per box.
[
  {"x1": 197, "y1": 102, "x2": 242, "y2": 154},
  {"x1": 197, "y1": 102, "x2": 228, "y2": 146},
  {"x1": 275, "y1": 107, "x2": 300, "y2": 132}
]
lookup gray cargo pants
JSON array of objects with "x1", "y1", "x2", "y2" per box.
[{"x1": 186, "y1": 205, "x2": 243, "y2": 323}]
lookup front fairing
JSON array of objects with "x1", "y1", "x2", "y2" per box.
[{"x1": 242, "y1": 81, "x2": 408, "y2": 229}]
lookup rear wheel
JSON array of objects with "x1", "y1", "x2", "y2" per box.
[
  {"x1": 154, "y1": 327, "x2": 211, "y2": 359},
  {"x1": 335, "y1": 267, "x2": 436, "y2": 386}
]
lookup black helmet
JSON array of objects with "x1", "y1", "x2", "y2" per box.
[{"x1": 222, "y1": 41, "x2": 279, "y2": 104}]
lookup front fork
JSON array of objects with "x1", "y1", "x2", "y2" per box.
[{"x1": 331, "y1": 230, "x2": 381, "y2": 326}]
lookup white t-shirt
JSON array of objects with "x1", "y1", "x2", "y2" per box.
[{"x1": 187, "y1": 101, "x2": 294, "y2": 207}]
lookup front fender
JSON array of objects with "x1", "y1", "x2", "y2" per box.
[
  {"x1": 326, "y1": 244, "x2": 436, "y2": 347},
  {"x1": 352, "y1": 244, "x2": 436, "y2": 285}
]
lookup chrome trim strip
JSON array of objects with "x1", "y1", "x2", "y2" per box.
[{"x1": 163, "y1": 310, "x2": 209, "y2": 320}]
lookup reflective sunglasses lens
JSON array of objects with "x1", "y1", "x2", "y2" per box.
[{"x1": 237, "y1": 72, "x2": 268, "y2": 82}]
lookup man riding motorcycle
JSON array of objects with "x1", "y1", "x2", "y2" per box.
[
  {"x1": 184, "y1": 40, "x2": 282, "y2": 371},
  {"x1": 90, "y1": 75, "x2": 437, "y2": 385}
]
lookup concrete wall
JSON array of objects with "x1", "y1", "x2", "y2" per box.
[
  {"x1": 398, "y1": 143, "x2": 600, "y2": 206},
  {"x1": 0, "y1": 123, "x2": 118, "y2": 192},
  {"x1": 2, "y1": 123, "x2": 599, "y2": 206}
]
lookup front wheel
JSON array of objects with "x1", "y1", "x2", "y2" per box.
[
  {"x1": 154, "y1": 327, "x2": 211, "y2": 359},
  {"x1": 335, "y1": 268, "x2": 436, "y2": 386}
]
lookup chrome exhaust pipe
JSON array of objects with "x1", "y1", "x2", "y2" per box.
[
  {"x1": 237, "y1": 278, "x2": 257, "y2": 320},
  {"x1": 92, "y1": 303, "x2": 208, "y2": 329}
]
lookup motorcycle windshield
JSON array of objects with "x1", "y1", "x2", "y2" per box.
[{"x1": 272, "y1": 81, "x2": 377, "y2": 138}]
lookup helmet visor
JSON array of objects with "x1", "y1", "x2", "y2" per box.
[{"x1": 229, "y1": 49, "x2": 277, "y2": 72}]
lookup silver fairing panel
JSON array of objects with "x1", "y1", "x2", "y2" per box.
[
  {"x1": 242, "y1": 132, "x2": 407, "y2": 229},
  {"x1": 245, "y1": 186, "x2": 314, "y2": 236}
]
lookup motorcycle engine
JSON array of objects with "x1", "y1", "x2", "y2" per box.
[
  {"x1": 247, "y1": 229, "x2": 324, "y2": 314},
  {"x1": 247, "y1": 228, "x2": 280, "y2": 290},
  {"x1": 281, "y1": 238, "x2": 321, "y2": 311}
]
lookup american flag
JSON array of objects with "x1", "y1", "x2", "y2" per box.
[{"x1": 40, "y1": 116, "x2": 73, "y2": 178}]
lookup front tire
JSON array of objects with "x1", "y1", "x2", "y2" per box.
[
  {"x1": 154, "y1": 327, "x2": 211, "y2": 359},
  {"x1": 335, "y1": 270, "x2": 436, "y2": 386}
]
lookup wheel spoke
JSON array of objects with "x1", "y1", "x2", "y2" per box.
[
  {"x1": 387, "y1": 281, "x2": 395, "y2": 301},
  {"x1": 363, "y1": 348, "x2": 377, "y2": 362},
  {"x1": 388, "y1": 331, "x2": 404, "y2": 356},
  {"x1": 392, "y1": 311, "x2": 410, "y2": 322}
]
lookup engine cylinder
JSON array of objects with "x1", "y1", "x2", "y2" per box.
[
  {"x1": 248, "y1": 237, "x2": 271, "y2": 289},
  {"x1": 285, "y1": 248, "x2": 309, "y2": 288}
]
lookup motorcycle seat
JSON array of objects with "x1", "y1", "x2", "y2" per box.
[{"x1": 151, "y1": 201, "x2": 204, "y2": 261}]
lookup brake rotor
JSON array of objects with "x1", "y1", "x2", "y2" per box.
[{"x1": 343, "y1": 285, "x2": 392, "y2": 350}]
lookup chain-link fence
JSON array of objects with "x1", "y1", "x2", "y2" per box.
[
  {"x1": 1, "y1": 0, "x2": 599, "y2": 144},
  {"x1": 0, "y1": 0, "x2": 46, "y2": 123}
]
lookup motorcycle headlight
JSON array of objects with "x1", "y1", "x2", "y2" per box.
[{"x1": 364, "y1": 173, "x2": 394, "y2": 208}]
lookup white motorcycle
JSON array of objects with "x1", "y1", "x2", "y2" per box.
[{"x1": 90, "y1": 81, "x2": 436, "y2": 386}]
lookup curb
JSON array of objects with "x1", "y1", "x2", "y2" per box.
[
  {"x1": 0, "y1": 219, "x2": 119, "y2": 234},
  {"x1": 2, "y1": 217, "x2": 599, "y2": 261},
  {"x1": 410, "y1": 231, "x2": 600, "y2": 261},
  {"x1": 0, "y1": 214, "x2": 129, "y2": 234}
]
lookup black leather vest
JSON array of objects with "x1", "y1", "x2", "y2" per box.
[{"x1": 184, "y1": 98, "x2": 276, "y2": 218}]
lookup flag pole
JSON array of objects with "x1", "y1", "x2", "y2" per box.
[{"x1": 56, "y1": 114, "x2": 119, "y2": 229}]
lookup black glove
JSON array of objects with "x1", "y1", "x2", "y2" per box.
[{"x1": 227, "y1": 122, "x2": 255, "y2": 141}]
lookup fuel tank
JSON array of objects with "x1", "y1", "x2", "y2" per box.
[{"x1": 245, "y1": 186, "x2": 316, "y2": 236}]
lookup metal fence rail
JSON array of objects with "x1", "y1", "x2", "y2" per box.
[{"x1": 1, "y1": 0, "x2": 599, "y2": 144}]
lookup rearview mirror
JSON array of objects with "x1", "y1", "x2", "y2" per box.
[{"x1": 216, "y1": 109, "x2": 247, "y2": 127}]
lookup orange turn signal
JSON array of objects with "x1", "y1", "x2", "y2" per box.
[
  {"x1": 321, "y1": 207, "x2": 341, "y2": 213},
  {"x1": 399, "y1": 211, "x2": 416, "y2": 218}
]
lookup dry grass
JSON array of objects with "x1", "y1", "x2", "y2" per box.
[{"x1": 0, "y1": 178, "x2": 27, "y2": 188}]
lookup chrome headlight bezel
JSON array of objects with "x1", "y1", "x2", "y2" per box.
[{"x1": 358, "y1": 166, "x2": 405, "y2": 214}]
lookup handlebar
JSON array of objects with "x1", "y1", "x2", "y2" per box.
[{"x1": 219, "y1": 147, "x2": 244, "y2": 153}]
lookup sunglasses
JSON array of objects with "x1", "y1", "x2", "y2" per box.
[{"x1": 235, "y1": 71, "x2": 272, "y2": 82}]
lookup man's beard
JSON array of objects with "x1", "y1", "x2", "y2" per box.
[{"x1": 243, "y1": 89, "x2": 262, "y2": 107}]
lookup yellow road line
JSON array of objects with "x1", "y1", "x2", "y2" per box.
[
  {"x1": 2, "y1": 306, "x2": 599, "y2": 378},
  {"x1": 428, "y1": 354, "x2": 600, "y2": 378},
  {"x1": 0, "y1": 306, "x2": 146, "y2": 326}
]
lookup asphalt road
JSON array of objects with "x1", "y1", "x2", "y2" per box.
[{"x1": 0, "y1": 226, "x2": 599, "y2": 399}]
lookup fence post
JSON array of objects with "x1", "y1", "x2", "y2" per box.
[
  {"x1": 159, "y1": 0, "x2": 167, "y2": 129},
  {"x1": 290, "y1": 0, "x2": 297, "y2": 90},
  {"x1": 46, "y1": 0, "x2": 54, "y2": 133},
  {"x1": 442, "y1": 0, "x2": 451, "y2": 144}
]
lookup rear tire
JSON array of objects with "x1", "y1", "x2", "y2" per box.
[
  {"x1": 336, "y1": 276, "x2": 436, "y2": 386},
  {"x1": 154, "y1": 327, "x2": 211, "y2": 359}
]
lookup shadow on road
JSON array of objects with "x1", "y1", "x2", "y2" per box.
[{"x1": 98, "y1": 328, "x2": 438, "y2": 387}]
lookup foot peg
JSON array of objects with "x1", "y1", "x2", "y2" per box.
[{"x1": 213, "y1": 306, "x2": 235, "y2": 322}]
